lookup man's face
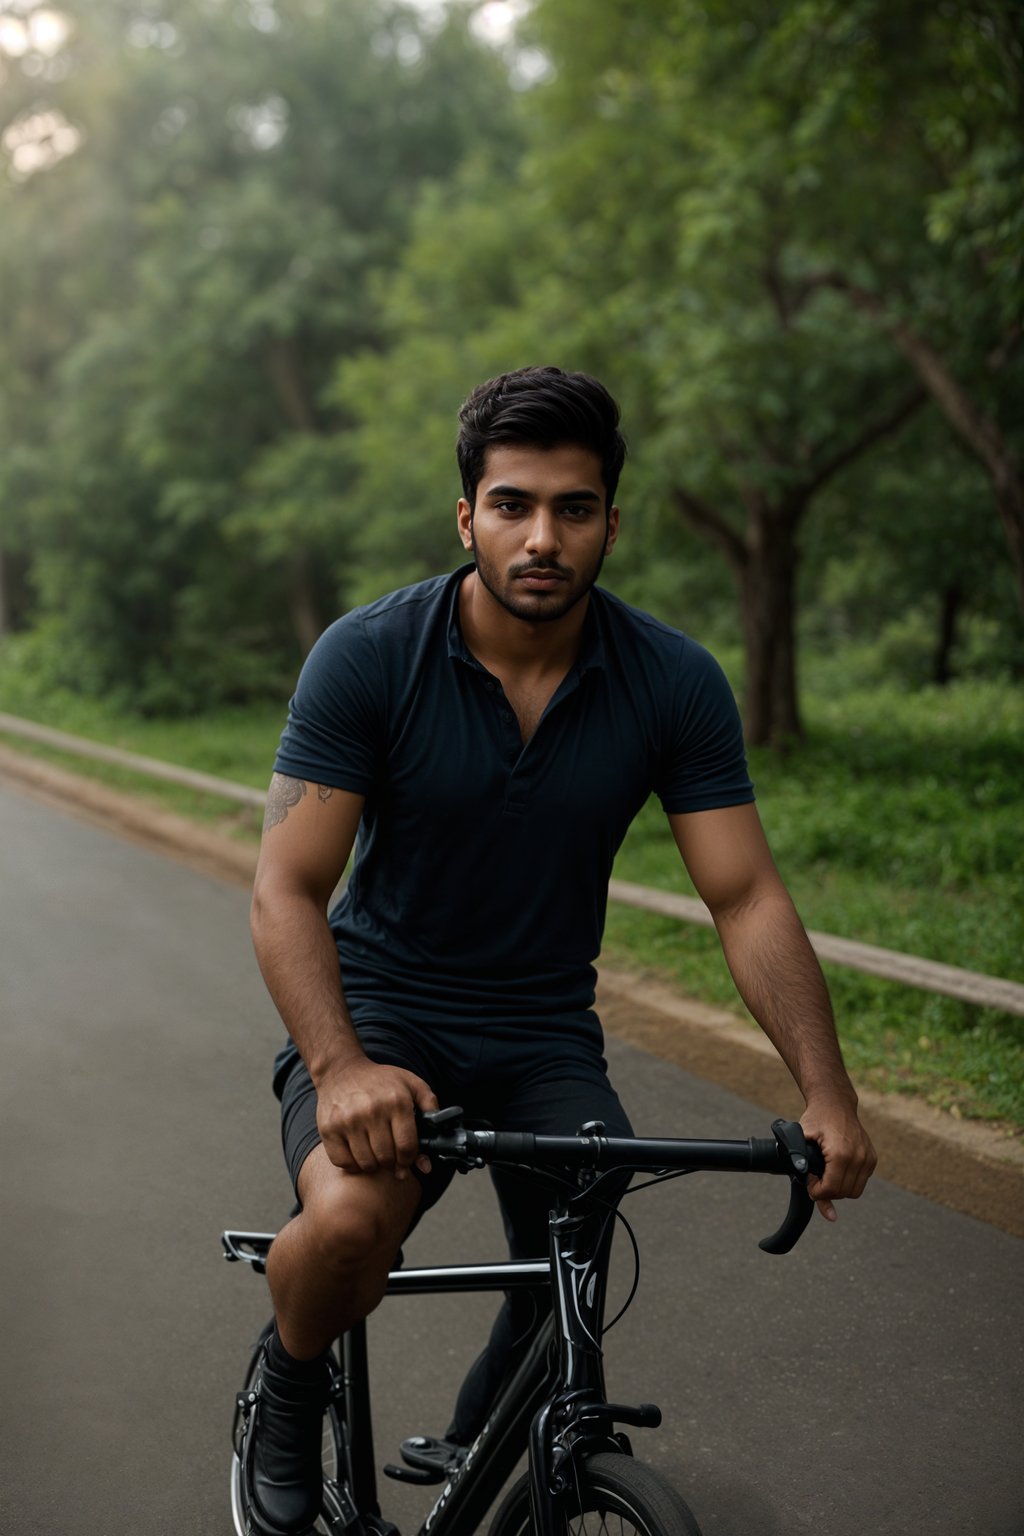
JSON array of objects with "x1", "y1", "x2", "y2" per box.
[{"x1": 457, "y1": 443, "x2": 619, "y2": 625}]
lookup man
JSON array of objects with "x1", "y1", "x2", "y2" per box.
[{"x1": 248, "y1": 366, "x2": 876, "y2": 1535}]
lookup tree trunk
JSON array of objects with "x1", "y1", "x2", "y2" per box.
[
  {"x1": 933, "y1": 583, "x2": 962, "y2": 686},
  {"x1": 0, "y1": 546, "x2": 28, "y2": 637},
  {"x1": 671, "y1": 389, "x2": 922, "y2": 748},
  {"x1": 992, "y1": 465, "x2": 1024, "y2": 608},
  {"x1": 672, "y1": 486, "x2": 804, "y2": 747},
  {"x1": 264, "y1": 340, "x2": 329, "y2": 651},
  {"x1": 288, "y1": 551, "x2": 325, "y2": 657},
  {"x1": 739, "y1": 498, "x2": 804, "y2": 748}
]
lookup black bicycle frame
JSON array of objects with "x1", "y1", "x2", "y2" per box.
[
  {"x1": 223, "y1": 1117, "x2": 818, "y2": 1536},
  {"x1": 341, "y1": 1179, "x2": 623, "y2": 1536}
]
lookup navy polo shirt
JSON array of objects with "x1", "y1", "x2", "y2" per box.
[{"x1": 273, "y1": 564, "x2": 753, "y2": 1054}]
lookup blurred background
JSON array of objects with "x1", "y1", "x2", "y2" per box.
[{"x1": 0, "y1": 0, "x2": 1022, "y2": 1124}]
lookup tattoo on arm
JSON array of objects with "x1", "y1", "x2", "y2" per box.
[
  {"x1": 317, "y1": 784, "x2": 334, "y2": 803},
  {"x1": 263, "y1": 775, "x2": 307, "y2": 831}
]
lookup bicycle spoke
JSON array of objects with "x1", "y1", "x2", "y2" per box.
[{"x1": 570, "y1": 1512, "x2": 642, "y2": 1536}]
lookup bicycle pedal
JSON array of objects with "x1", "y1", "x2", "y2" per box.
[
  {"x1": 383, "y1": 1461, "x2": 445, "y2": 1485},
  {"x1": 389, "y1": 1434, "x2": 467, "y2": 1483}
]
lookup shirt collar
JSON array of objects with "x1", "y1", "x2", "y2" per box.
[{"x1": 445, "y1": 564, "x2": 608, "y2": 675}]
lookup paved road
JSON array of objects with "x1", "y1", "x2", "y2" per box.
[{"x1": 1, "y1": 782, "x2": 1021, "y2": 1535}]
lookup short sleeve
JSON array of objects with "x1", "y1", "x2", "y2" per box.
[
  {"x1": 273, "y1": 611, "x2": 385, "y2": 794},
  {"x1": 655, "y1": 641, "x2": 754, "y2": 814}
]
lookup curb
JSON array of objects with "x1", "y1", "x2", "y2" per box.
[
  {"x1": 596, "y1": 971, "x2": 1024, "y2": 1240},
  {"x1": 3, "y1": 740, "x2": 1021, "y2": 1240}
]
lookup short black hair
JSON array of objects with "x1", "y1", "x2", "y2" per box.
[{"x1": 456, "y1": 366, "x2": 627, "y2": 510}]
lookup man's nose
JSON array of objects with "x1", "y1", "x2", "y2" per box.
[{"x1": 524, "y1": 508, "x2": 561, "y2": 557}]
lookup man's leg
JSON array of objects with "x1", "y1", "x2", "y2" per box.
[
  {"x1": 254, "y1": 1027, "x2": 451, "y2": 1536},
  {"x1": 446, "y1": 1045, "x2": 633, "y2": 1445},
  {"x1": 250, "y1": 1148, "x2": 423, "y2": 1536},
  {"x1": 268, "y1": 1144, "x2": 422, "y2": 1357},
  {"x1": 251, "y1": 1149, "x2": 422, "y2": 1535}
]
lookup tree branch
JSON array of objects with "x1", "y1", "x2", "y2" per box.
[
  {"x1": 813, "y1": 270, "x2": 1024, "y2": 606},
  {"x1": 798, "y1": 386, "x2": 928, "y2": 502},
  {"x1": 671, "y1": 486, "x2": 747, "y2": 573},
  {"x1": 810, "y1": 272, "x2": 1014, "y2": 479},
  {"x1": 264, "y1": 338, "x2": 319, "y2": 434}
]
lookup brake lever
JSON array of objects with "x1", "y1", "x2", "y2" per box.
[
  {"x1": 415, "y1": 1106, "x2": 484, "y2": 1172},
  {"x1": 758, "y1": 1119, "x2": 825, "y2": 1255},
  {"x1": 416, "y1": 1106, "x2": 465, "y2": 1135}
]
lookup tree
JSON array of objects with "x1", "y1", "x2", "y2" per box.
[
  {"x1": 516, "y1": 0, "x2": 1023, "y2": 740},
  {"x1": 0, "y1": 0, "x2": 518, "y2": 707},
  {"x1": 776, "y1": 2, "x2": 1024, "y2": 605}
]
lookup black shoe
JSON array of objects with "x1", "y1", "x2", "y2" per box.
[{"x1": 248, "y1": 1339, "x2": 328, "y2": 1535}]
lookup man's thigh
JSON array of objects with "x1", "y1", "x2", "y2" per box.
[
  {"x1": 278, "y1": 1025, "x2": 458, "y2": 1216},
  {"x1": 483, "y1": 1041, "x2": 634, "y2": 1262}
]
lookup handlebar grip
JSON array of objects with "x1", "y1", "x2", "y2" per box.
[
  {"x1": 758, "y1": 1122, "x2": 825, "y2": 1256},
  {"x1": 416, "y1": 1112, "x2": 538, "y2": 1165}
]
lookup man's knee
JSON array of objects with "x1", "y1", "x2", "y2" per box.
[{"x1": 299, "y1": 1151, "x2": 420, "y2": 1275}]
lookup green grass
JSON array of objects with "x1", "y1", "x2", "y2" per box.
[
  {"x1": 603, "y1": 680, "x2": 1023, "y2": 1127},
  {"x1": 0, "y1": 653, "x2": 280, "y2": 838},
  {"x1": 1, "y1": 646, "x2": 1021, "y2": 1127}
]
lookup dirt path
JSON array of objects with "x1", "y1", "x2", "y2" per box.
[{"x1": 3, "y1": 739, "x2": 1021, "y2": 1238}]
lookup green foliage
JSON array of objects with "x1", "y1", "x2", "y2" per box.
[
  {"x1": 0, "y1": 0, "x2": 518, "y2": 708},
  {"x1": 603, "y1": 678, "x2": 1024, "y2": 1124},
  {"x1": 2, "y1": 0, "x2": 1020, "y2": 710},
  {"x1": 324, "y1": 0, "x2": 1022, "y2": 732}
]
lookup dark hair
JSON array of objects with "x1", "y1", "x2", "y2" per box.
[{"x1": 456, "y1": 366, "x2": 627, "y2": 510}]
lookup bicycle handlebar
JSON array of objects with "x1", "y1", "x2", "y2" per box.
[{"x1": 416, "y1": 1108, "x2": 825, "y2": 1256}]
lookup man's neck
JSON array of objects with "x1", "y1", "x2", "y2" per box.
[{"x1": 458, "y1": 570, "x2": 589, "y2": 679}]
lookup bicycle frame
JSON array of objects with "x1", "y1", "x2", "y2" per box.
[
  {"x1": 224, "y1": 1115, "x2": 819, "y2": 1536},
  {"x1": 328, "y1": 1173, "x2": 620, "y2": 1536},
  {"x1": 335, "y1": 1175, "x2": 626, "y2": 1536},
  {"x1": 349, "y1": 1257, "x2": 554, "y2": 1536}
]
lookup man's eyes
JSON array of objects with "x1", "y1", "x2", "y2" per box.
[{"x1": 493, "y1": 501, "x2": 595, "y2": 518}]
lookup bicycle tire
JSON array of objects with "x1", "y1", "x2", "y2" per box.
[
  {"x1": 230, "y1": 1322, "x2": 348, "y2": 1536},
  {"x1": 487, "y1": 1451, "x2": 704, "y2": 1536}
]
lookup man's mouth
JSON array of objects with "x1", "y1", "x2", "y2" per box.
[{"x1": 514, "y1": 566, "x2": 568, "y2": 587}]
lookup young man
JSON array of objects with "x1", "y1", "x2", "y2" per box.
[{"x1": 248, "y1": 366, "x2": 876, "y2": 1534}]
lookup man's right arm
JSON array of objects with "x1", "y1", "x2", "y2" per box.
[{"x1": 250, "y1": 773, "x2": 437, "y2": 1177}]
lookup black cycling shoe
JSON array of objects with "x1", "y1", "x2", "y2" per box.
[{"x1": 248, "y1": 1339, "x2": 329, "y2": 1536}]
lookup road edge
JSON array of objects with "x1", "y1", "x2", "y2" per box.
[{"x1": 3, "y1": 740, "x2": 1021, "y2": 1240}]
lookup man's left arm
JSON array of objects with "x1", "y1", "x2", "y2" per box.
[{"x1": 668, "y1": 802, "x2": 877, "y2": 1221}]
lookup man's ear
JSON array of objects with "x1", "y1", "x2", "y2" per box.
[
  {"x1": 605, "y1": 504, "x2": 620, "y2": 554},
  {"x1": 457, "y1": 498, "x2": 474, "y2": 551}
]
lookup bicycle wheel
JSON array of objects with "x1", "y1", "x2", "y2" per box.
[
  {"x1": 488, "y1": 1451, "x2": 704, "y2": 1536},
  {"x1": 230, "y1": 1323, "x2": 348, "y2": 1536}
]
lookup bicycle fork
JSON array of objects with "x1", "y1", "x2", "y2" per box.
[{"x1": 528, "y1": 1190, "x2": 662, "y2": 1536}]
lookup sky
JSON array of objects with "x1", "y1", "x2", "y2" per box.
[{"x1": 0, "y1": 0, "x2": 546, "y2": 178}]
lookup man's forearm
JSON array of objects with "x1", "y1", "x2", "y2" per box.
[
  {"x1": 250, "y1": 888, "x2": 366, "y2": 1087},
  {"x1": 714, "y1": 888, "x2": 857, "y2": 1107}
]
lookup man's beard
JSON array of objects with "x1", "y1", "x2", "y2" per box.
[{"x1": 470, "y1": 529, "x2": 606, "y2": 625}]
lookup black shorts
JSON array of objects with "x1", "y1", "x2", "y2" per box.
[{"x1": 277, "y1": 1019, "x2": 633, "y2": 1240}]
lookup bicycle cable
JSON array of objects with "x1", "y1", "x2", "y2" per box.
[
  {"x1": 602, "y1": 1202, "x2": 640, "y2": 1333},
  {"x1": 477, "y1": 1158, "x2": 699, "y2": 1337},
  {"x1": 621, "y1": 1166, "x2": 700, "y2": 1195}
]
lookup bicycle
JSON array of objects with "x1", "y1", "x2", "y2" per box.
[{"x1": 222, "y1": 1106, "x2": 824, "y2": 1536}]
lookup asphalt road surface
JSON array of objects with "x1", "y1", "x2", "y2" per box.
[{"x1": 1, "y1": 782, "x2": 1022, "y2": 1535}]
